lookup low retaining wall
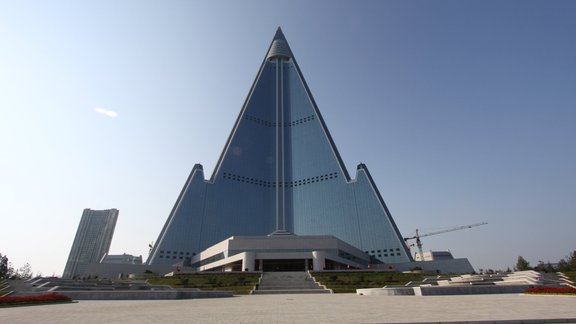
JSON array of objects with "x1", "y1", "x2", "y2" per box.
[
  {"x1": 356, "y1": 271, "x2": 547, "y2": 296},
  {"x1": 414, "y1": 284, "x2": 533, "y2": 296},
  {"x1": 357, "y1": 284, "x2": 534, "y2": 296},
  {"x1": 357, "y1": 287, "x2": 414, "y2": 296}
]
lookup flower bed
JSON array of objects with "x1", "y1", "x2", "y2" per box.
[
  {"x1": 0, "y1": 293, "x2": 72, "y2": 306},
  {"x1": 525, "y1": 286, "x2": 576, "y2": 295}
]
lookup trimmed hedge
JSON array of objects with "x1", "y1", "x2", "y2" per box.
[
  {"x1": 147, "y1": 273, "x2": 261, "y2": 295},
  {"x1": 311, "y1": 271, "x2": 430, "y2": 293}
]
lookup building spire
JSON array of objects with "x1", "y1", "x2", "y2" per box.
[
  {"x1": 267, "y1": 27, "x2": 292, "y2": 60},
  {"x1": 273, "y1": 26, "x2": 286, "y2": 41}
]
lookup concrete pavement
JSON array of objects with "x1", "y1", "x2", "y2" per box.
[{"x1": 1, "y1": 293, "x2": 575, "y2": 323}]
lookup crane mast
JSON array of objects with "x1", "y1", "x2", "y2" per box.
[{"x1": 404, "y1": 222, "x2": 488, "y2": 260}]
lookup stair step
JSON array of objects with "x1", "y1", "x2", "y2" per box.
[
  {"x1": 253, "y1": 271, "x2": 332, "y2": 295},
  {"x1": 1, "y1": 290, "x2": 14, "y2": 297},
  {"x1": 257, "y1": 286, "x2": 325, "y2": 290},
  {"x1": 252, "y1": 289, "x2": 332, "y2": 295}
]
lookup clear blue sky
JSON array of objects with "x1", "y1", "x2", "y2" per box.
[{"x1": 1, "y1": 0, "x2": 574, "y2": 276}]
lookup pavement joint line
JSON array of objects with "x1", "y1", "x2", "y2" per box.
[
  {"x1": 383, "y1": 319, "x2": 576, "y2": 324},
  {"x1": 1, "y1": 293, "x2": 575, "y2": 323}
]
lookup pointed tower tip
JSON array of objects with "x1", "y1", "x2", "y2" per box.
[
  {"x1": 274, "y1": 27, "x2": 286, "y2": 41},
  {"x1": 267, "y1": 27, "x2": 292, "y2": 60}
]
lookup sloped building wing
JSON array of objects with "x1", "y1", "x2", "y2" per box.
[{"x1": 147, "y1": 28, "x2": 412, "y2": 265}]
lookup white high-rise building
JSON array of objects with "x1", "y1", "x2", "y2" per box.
[{"x1": 62, "y1": 208, "x2": 118, "y2": 278}]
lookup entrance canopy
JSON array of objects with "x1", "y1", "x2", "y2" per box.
[{"x1": 186, "y1": 235, "x2": 370, "y2": 272}]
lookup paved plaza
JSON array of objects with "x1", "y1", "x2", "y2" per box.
[{"x1": 1, "y1": 293, "x2": 575, "y2": 323}]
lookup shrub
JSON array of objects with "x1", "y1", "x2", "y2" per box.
[
  {"x1": 525, "y1": 286, "x2": 576, "y2": 295},
  {"x1": 148, "y1": 273, "x2": 261, "y2": 295}
]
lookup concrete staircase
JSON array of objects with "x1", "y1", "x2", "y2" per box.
[
  {"x1": 251, "y1": 272, "x2": 332, "y2": 295},
  {"x1": 0, "y1": 279, "x2": 13, "y2": 297},
  {"x1": 2, "y1": 278, "x2": 39, "y2": 297},
  {"x1": 357, "y1": 270, "x2": 573, "y2": 296},
  {"x1": 5, "y1": 277, "x2": 233, "y2": 300},
  {"x1": 559, "y1": 272, "x2": 576, "y2": 289}
]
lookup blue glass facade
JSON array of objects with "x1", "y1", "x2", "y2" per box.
[{"x1": 148, "y1": 29, "x2": 412, "y2": 265}]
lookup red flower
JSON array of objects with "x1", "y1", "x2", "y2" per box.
[
  {"x1": 0, "y1": 293, "x2": 72, "y2": 305},
  {"x1": 525, "y1": 286, "x2": 576, "y2": 294}
]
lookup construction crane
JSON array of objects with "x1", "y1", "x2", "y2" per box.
[
  {"x1": 148, "y1": 242, "x2": 154, "y2": 256},
  {"x1": 403, "y1": 222, "x2": 488, "y2": 260}
]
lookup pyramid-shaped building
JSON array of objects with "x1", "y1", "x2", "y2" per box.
[{"x1": 148, "y1": 28, "x2": 412, "y2": 267}]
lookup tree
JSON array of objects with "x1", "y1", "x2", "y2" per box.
[
  {"x1": 568, "y1": 250, "x2": 576, "y2": 271},
  {"x1": 0, "y1": 253, "x2": 15, "y2": 279},
  {"x1": 535, "y1": 261, "x2": 556, "y2": 273},
  {"x1": 534, "y1": 261, "x2": 546, "y2": 272},
  {"x1": 557, "y1": 258, "x2": 569, "y2": 272},
  {"x1": 545, "y1": 262, "x2": 555, "y2": 273},
  {"x1": 15, "y1": 263, "x2": 33, "y2": 280},
  {"x1": 0, "y1": 253, "x2": 8, "y2": 279},
  {"x1": 515, "y1": 256, "x2": 531, "y2": 271}
]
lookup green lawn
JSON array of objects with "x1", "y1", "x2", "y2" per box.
[
  {"x1": 311, "y1": 271, "x2": 432, "y2": 293},
  {"x1": 144, "y1": 271, "x2": 455, "y2": 294},
  {"x1": 562, "y1": 271, "x2": 576, "y2": 285},
  {"x1": 147, "y1": 273, "x2": 261, "y2": 295}
]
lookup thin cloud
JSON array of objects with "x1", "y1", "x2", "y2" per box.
[{"x1": 94, "y1": 107, "x2": 118, "y2": 118}]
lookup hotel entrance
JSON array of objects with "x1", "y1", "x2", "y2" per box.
[{"x1": 259, "y1": 259, "x2": 311, "y2": 272}]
